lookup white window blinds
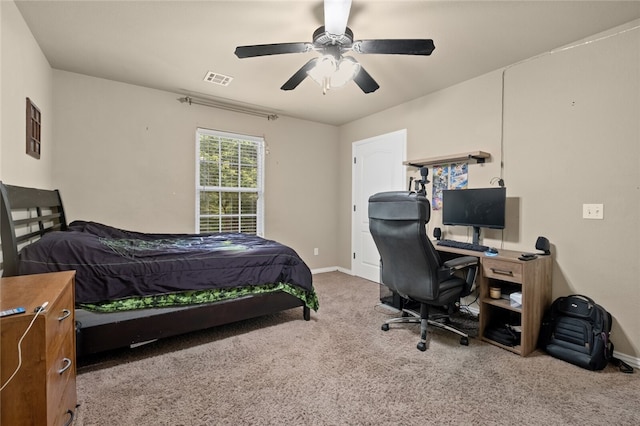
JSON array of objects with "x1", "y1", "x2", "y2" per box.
[{"x1": 196, "y1": 128, "x2": 264, "y2": 235}]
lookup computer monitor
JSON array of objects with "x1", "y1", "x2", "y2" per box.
[{"x1": 442, "y1": 187, "x2": 506, "y2": 244}]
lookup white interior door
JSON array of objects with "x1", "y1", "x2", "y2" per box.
[{"x1": 351, "y1": 129, "x2": 406, "y2": 282}]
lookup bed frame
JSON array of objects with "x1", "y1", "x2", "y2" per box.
[{"x1": 0, "y1": 182, "x2": 311, "y2": 357}]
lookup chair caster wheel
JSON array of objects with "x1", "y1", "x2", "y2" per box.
[
  {"x1": 460, "y1": 336, "x2": 469, "y2": 346},
  {"x1": 381, "y1": 324, "x2": 389, "y2": 331},
  {"x1": 417, "y1": 342, "x2": 427, "y2": 351}
]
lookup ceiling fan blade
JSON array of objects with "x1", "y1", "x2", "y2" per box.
[
  {"x1": 354, "y1": 39, "x2": 435, "y2": 55},
  {"x1": 324, "y1": 0, "x2": 352, "y2": 36},
  {"x1": 280, "y1": 58, "x2": 319, "y2": 91},
  {"x1": 353, "y1": 66, "x2": 379, "y2": 94},
  {"x1": 235, "y1": 42, "x2": 312, "y2": 59}
]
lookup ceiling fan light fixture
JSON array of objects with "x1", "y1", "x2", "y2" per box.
[
  {"x1": 308, "y1": 55, "x2": 336, "y2": 93},
  {"x1": 331, "y1": 56, "x2": 360, "y2": 88},
  {"x1": 307, "y1": 55, "x2": 337, "y2": 84},
  {"x1": 308, "y1": 55, "x2": 360, "y2": 93}
]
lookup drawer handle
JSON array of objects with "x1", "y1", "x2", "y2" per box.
[
  {"x1": 63, "y1": 409, "x2": 75, "y2": 426},
  {"x1": 491, "y1": 268, "x2": 514, "y2": 276},
  {"x1": 58, "y1": 357, "x2": 72, "y2": 375},
  {"x1": 58, "y1": 309, "x2": 71, "y2": 321}
]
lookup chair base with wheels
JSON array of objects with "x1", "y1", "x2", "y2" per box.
[{"x1": 381, "y1": 302, "x2": 469, "y2": 351}]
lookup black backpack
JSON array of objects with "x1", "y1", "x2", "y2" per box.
[{"x1": 539, "y1": 294, "x2": 633, "y2": 373}]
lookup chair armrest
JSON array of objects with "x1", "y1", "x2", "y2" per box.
[
  {"x1": 438, "y1": 256, "x2": 478, "y2": 282},
  {"x1": 441, "y1": 256, "x2": 479, "y2": 296},
  {"x1": 443, "y1": 256, "x2": 478, "y2": 270}
]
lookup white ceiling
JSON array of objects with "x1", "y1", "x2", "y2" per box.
[{"x1": 15, "y1": 0, "x2": 640, "y2": 126}]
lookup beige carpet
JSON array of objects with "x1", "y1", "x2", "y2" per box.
[{"x1": 73, "y1": 271, "x2": 639, "y2": 425}]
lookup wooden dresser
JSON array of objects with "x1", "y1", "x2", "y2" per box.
[{"x1": 1, "y1": 271, "x2": 77, "y2": 425}]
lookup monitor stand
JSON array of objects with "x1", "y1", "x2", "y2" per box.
[{"x1": 472, "y1": 226, "x2": 481, "y2": 245}]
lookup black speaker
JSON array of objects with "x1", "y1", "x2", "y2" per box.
[
  {"x1": 433, "y1": 227, "x2": 442, "y2": 240},
  {"x1": 535, "y1": 236, "x2": 550, "y2": 255}
]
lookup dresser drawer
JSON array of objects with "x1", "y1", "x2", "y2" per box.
[
  {"x1": 53, "y1": 406, "x2": 76, "y2": 426},
  {"x1": 46, "y1": 283, "x2": 74, "y2": 352},
  {"x1": 483, "y1": 258, "x2": 523, "y2": 283},
  {"x1": 46, "y1": 332, "x2": 76, "y2": 425}
]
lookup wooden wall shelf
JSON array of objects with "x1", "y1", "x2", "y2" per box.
[{"x1": 403, "y1": 151, "x2": 491, "y2": 168}]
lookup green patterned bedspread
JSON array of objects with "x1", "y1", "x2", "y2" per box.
[{"x1": 78, "y1": 282, "x2": 319, "y2": 313}]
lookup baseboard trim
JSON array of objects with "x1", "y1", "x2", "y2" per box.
[
  {"x1": 613, "y1": 351, "x2": 640, "y2": 370},
  {"x1": 310, "y1": 266, "x2": 352, "y2": 275},
  {"x1": 336, "y1": 266, "x2": 352, "y2": 275},
  {"x1": 310, "y1": 266, "x2": 339, "y2": 275}
]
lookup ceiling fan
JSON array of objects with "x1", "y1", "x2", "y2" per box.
[{"x1": 234, "y1": 0, "x2": 435, "y2": 94}]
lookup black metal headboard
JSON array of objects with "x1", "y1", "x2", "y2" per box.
[{"x1": 0, "y1": 181, "x2": 67, "y2": 277}]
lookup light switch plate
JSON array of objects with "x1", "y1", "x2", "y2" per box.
[{"x1": 583, "y1": 203, "x2": 604, "y2": 219}]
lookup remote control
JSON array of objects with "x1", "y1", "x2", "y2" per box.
[
  {"x1": 518, "y1": 253, "x2": 538, "y2": 261},
  {"x1": 0, "y1": 307, "x2": 26, "y2": 317}
]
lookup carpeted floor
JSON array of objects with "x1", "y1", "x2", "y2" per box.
[{"x1": 73, "y1": 271, "x2": 639, "y2": 425}]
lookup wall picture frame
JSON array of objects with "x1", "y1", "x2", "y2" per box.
[{"x1": 26, "y1": 97, "x2": 41, "y2": 159}]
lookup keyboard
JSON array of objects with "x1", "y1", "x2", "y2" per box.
[{"x1": 436, "y1": 239, "x2": 490, "y2": 252}]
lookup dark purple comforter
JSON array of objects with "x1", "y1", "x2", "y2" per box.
[{"x1": 18, "y1": 221, "x2": 312, "y2": 304}]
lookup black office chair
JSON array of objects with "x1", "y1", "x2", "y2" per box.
[{"x1": 368, "y1": 191, "x2": 478, "y2": 351}]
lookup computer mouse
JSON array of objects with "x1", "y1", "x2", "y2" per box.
[{"x1": 488, "y1": 247, "x2": 498, "y2": 254}]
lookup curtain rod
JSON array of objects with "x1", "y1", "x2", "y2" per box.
[{"x1": 178, "y1": 96, "x2": 279, "y2": 121}]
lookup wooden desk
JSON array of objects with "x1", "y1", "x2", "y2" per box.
[
  {"x1": 435, "y1": 245, "x2": 552, "y2": 356},
  {"x1": 1, "y1": 271, "x2": 77, "y2": 425}
]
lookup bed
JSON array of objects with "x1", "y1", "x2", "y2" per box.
[{"x1": 0, "y1": 182, "x2": 317, "y2": 357}]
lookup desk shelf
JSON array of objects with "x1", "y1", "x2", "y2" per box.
[
  {"x1": 487, "y1": 339, "x2": 522, "y2": 355},
  {"x1": 483, "y1": 297, "x2": 521, "y2": 313},
  {"x1": 404, "y1": 151, "x2": 491, "y2": 168}
]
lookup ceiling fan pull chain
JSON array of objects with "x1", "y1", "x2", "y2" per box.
[{"x1": 322, "y1": 77, "x2": 330, "y2": 95}]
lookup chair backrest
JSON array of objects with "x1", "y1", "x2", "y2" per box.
[{"x1": 368, "y1": 191, "x2": 443, "y2": 302}]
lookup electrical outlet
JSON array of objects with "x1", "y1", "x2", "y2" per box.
[
  {"x1": 314, "y1": 248, "x2": 319, "y2": 256},
  {"x1": 582, "y1": 203, "x2": 604, "y2": 219}
]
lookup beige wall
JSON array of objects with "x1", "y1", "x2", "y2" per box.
[
  {"x1": 338, "y1": 21, "x2": 640, "y2": 358},
  {"x1": 0, "y1": 0, "x2": 54, "y2": 187},
  {"x1": 51, "y1": 71, "x2": 339, "y2": 269}
]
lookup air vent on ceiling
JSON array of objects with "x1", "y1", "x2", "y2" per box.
[{"x1": 203, "y1": 71, "x2": 233, "y2": 86}]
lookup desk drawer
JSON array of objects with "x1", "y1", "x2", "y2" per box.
[{"x1": 483, "y1": 258, "x2": 523, "y2": 283}]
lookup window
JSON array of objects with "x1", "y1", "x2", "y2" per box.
[{"x1": 196, "y1": 128, "x2": 264, "y2": 235}]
